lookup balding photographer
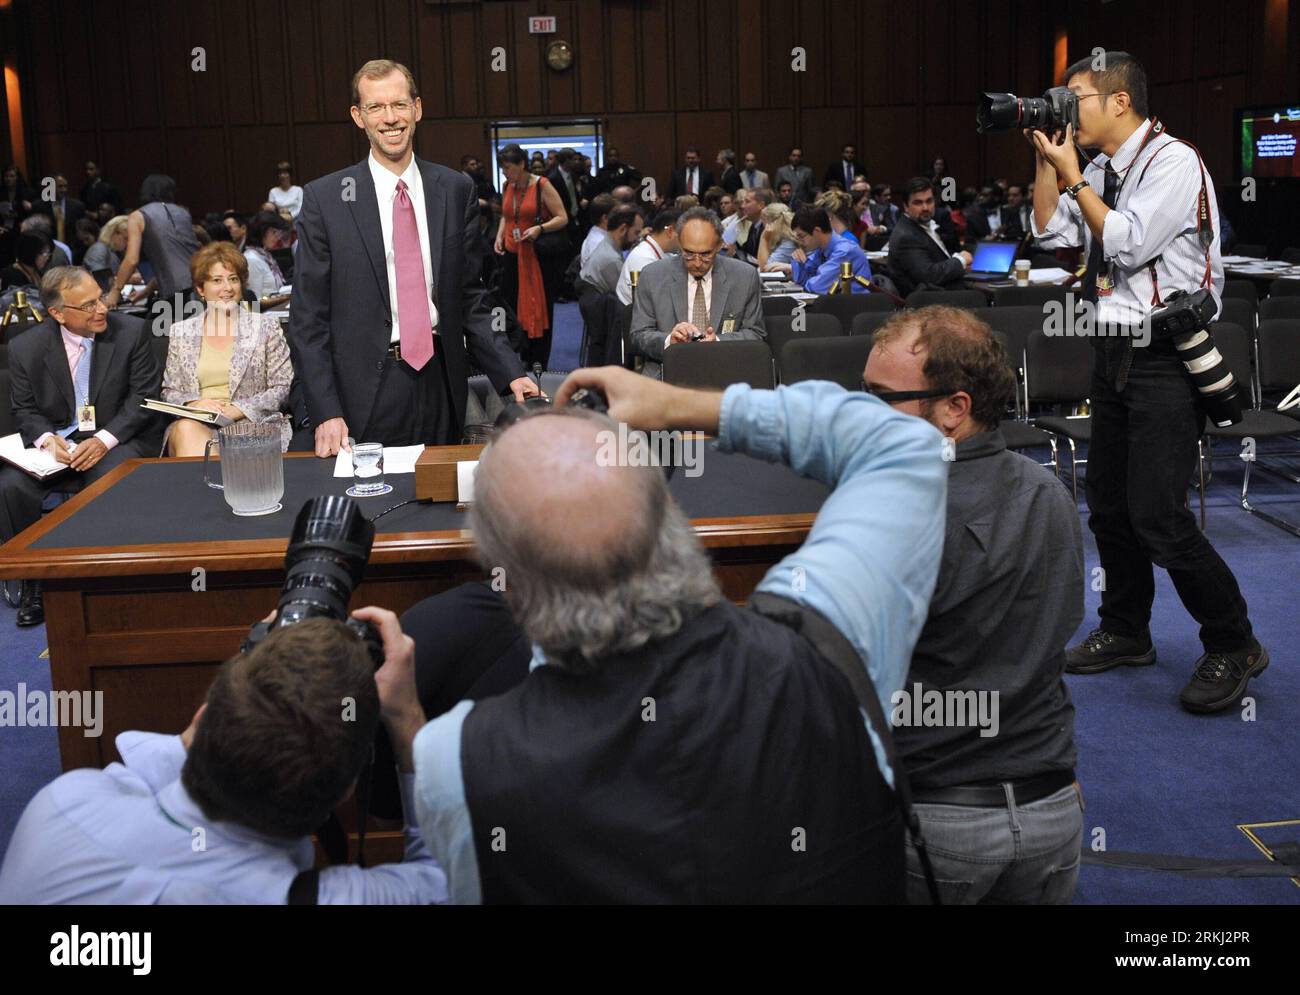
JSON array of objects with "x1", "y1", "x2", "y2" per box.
[
  {"x1": 390, "y1": 367, "x2": 949, "y2": 903},
  {"x1": 1028, "y1": 51, "x2": 1267, "y2": 713}
]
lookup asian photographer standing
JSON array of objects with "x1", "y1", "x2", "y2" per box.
[{"x1": 1029, "y1": 51, "x2": 1267, "y2": 713}]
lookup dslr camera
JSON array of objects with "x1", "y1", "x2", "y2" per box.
[
  {"x1": 977, "y1": 87, "x2": 1080, "y2": 134},
  {"x1": 242, "y1": 495, "x2": 384, "y2": 665}
]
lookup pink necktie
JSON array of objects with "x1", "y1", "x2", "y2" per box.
[{"x1": 393, "y1": 179, "x2": 434, "y2": 370}]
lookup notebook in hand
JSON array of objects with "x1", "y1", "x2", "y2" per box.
[
  {"x1": 141, "y1": 399, "x2": 221, "y2": 423},
  {"x1": 0, "y1": 433, "x2": 70, "y2": 479}
]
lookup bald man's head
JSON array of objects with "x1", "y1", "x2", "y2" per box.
[{"x1": 470, "y1": 413, "x2": 721, "y2": 671}]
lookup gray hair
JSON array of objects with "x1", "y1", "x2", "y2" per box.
[
  {"x1": 40, "y1": 265, "x2": 94, "y2": 310},
  {"x1": 718, "y1": 148, "x2": 735, "y2": 165},
  {"x1": 21, "y1": 214, "x2": 52, "y2": 236},
  {"x1": 675, "y1": 206, "x2": 723, "y2": 238},
  {"x1": 469, "y1": 422, "x2": 722, "y2": 673}
]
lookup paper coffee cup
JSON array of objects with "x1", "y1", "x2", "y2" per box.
[{"x1": 1014, "y1": 259, "x2": 1031, "y2": 286}]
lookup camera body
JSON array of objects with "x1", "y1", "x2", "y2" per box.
[
  {"x1": 977, "y1": 87, "x2": 1079, "y2": 134},
  {"x1": 241, "y1": 495, "x2": 384, "y2": 667}
]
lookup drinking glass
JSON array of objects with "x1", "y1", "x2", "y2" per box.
[{"x1": 346, "y1": 441, "x2": 392, "y2": 497}]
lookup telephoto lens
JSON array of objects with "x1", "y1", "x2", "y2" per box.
[
  {"x1": 1173, "y1": 330, "x2": 1243, "y2": 428},
  {"x1": 977, "y1": 87, "x2": 1078, "y2": 134}
]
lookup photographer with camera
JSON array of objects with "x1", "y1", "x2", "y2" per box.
[
  {"x1": 1014, "y1": 51, "x2": 1267, "y2": 712},
  {"x1": 0, "y1": 608, "x2": 447, "y2": 904}
]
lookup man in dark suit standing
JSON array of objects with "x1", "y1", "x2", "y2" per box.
[
  {"x1": 0, "y1": 266, "x2": 160, "y2": 626},
  {"x1": 291, "y1": 60, "x2": 538, "y2": 458},
  {"x1": 666, "y1": 147, "x2": 715, "y2": 200},
  {"x1": 887, "y1": 177, "x2": 973, "y2": 295},
  {"x1": 35, "y1": 176, "x2": 85, "y2": 246},
  {"x1": 715, "y1": 150, "x2": 742, "y2": 195},
  {"x1": 823, "y1": 144, "x2": 860, "y2": 192}
]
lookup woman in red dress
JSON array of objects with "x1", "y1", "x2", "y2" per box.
[{"x1": 494, "y1": 144, "x2": 568, "y2": 370}]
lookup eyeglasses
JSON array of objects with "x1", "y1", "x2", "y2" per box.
[
  {"x1": 1072, "y1": 91, "x2": 1115, "y2": 102},
  {"x1": 681, "y1": 249, "x2": 718, "y2": 262},
  {"x1": 861, "y1": 381, "x2": 959, "y2": 405},
  {"x1": 359, "y1": 100, "x2": 413, "y2": 117},
  {"x1": 61, "y1": 295, "x2": 110, "y2": 315}
]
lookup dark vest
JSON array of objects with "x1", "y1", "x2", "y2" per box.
[{"x1": 461, "y1": 600, "x2": 903, "y2": 904}]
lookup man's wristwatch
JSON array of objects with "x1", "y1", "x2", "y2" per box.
[{"x1": 1064, "y1": 180, "x2": 1088, "y2": 200}]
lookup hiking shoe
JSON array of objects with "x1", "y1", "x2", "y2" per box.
[
  {"x1": 1065, "y1": 627, "x2": 1156, "y2": 674},
  {"x1": 1179, "y1": 641, "x2": 1269, "y2": 714}
]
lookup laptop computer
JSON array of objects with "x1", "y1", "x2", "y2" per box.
[{"x1": 964, "y1": 240, "x2": 1018, "y2": 281}]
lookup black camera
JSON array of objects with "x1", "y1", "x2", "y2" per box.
[
  {"x1": 1148, "y1": 289, "x2": 1244, "y2": 428},
  {"x1": 977, "y1": 87, "x2": 1079, "y2": 134},
  {"x1": 241, "y1": 495, "x2": 383, "y2": 666}
]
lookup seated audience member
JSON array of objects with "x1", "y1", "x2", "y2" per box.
[
  {"x1": 853, "y1": 189, "x2": 885, "y2": 241},
  {"x1": 813, "y1": 189, "x2": 861, "y2": 246},
  {"x1": 887, "y1": 177, "x2": 972, "y2": 295},
  {"x1": 0, "y1": 231, "x2": 50, "y2": 292},
  {"x1": 732, "y1": 187, "x2": 773, "y2": 264},
  {"x1": 701, "y1": 184, "x2": 728, "y2": 215},
  {"x1": 578, "y1": 204, "x2": 643, "y2": 296},
  {"x1": 963, "y1": 185, "x2": 1004, "y2": 242},
  {"x1": 81, "y1": 161, "x2": 121, "y2": 216},
  {"x1": 630, "y1": 207, "x2": 766, "y2": 379},
  {"x1": 616, "y1": 207, "x2": 680, "y2": 305},
  {"x1": 383, "y1": 365, "x2": 947, "y2": 902},
  {"x1": 223, "y1": 211, "x2": 248, "y2": 250},
  {"x1": 756, "y1": 202, "x2": 799, "y2": 276},
  {"x1": 0, "y1": 267, "x2": 161, "y2": 627},
  {"x1": 579, "y1": 193, "x2": 616, "y2": 268},
  {"x1": 863, "y1": 306, "x2": 1083, "y2": 905},
  {"x1": 22, "y1": 215, "x2": 71, "y2": 268},
  {"x1": 193, "y1": 224, "x2": 212, "y2": 246},
  {"x1": 791, "y1": 206, "x2": 873, "y2": 294},
  {"x1": 610, "y1": 184, "x2": 638, "y2": 205},
  {"x1": 776, "y1": 179, "x2": 801, "y2": 213},
  {"x1": 870, "y1": 183, "x2": 900, "y2": 231},
  {"x1": 1001, "y1": 182, "x2": 1030, "y2": 242},
  {"x1": 161, "y1": 242, "x2": 292, "y2": 457},
  {"x1": 72, "y1": 218, "x2": 100, "y2": 265},
  {"x1": 106, "y1": 174, "x2": 201, "y2": 310},
  {"x1": 1, "y1": 163, "x2": 35, "y2": 219},
  {"x1": 268, "y1": 160, "x2": 304, "y2": 220},
  {"x1": 0, "y1": 614, "x2": 446, "y2": 904},
  {"x1": 673, "y1": 194, "x2": 699, "y2": 211},
  {"x1": 243, "y1": 210, "x2": 290, "y2": 301}
]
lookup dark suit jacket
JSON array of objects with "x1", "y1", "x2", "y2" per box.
[
  {"x1": 887, "y1": 215, "x2": 967, "y2": 296},
  {"x1": 36, "y1": 197, "x2": 85, "y2": 237},
  {"x1": 667, "y1": 166, "x2": 715, "y2": 200},
  {"x1": 823, "y1": 160, "x2": 859, "y2": 191},
  {"x1": 289, "y1": 157, "x2": 524, "y2": 440},
  {"x1": 7, "y1": 313, "x2": 160, "y2": 448},
  {"x1": 718, "y1": 166, "x2": 742, "y2": 195},
  {"x1": 963, "y1": 206, "x2": 993, "y2": 242}
]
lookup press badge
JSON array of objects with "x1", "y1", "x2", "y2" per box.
[
  {"x1": 77, "y1": 404, "x2": 96, "y2": 433},
  {"x1": 721, "y1": 315, "x2": 737, "y2": 334}
]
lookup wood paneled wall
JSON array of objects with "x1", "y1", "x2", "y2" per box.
[{"x1": 3, "y1": 0, "x2": 1294, "y2": 219}]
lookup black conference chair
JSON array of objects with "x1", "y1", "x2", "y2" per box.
[
  {"x1": 1269, "y1": 278, "x2": 1300, "y2": 297},
  {"x1": 766, "y1": 313, "x2": 841, "y2": 378},
  {"x1": 763, "y1": 295, "x2": 804, "y2": 319},
  {"x1": 1281, "y1": 248, "x2": 1300, "y2": 266},
  {"x1": 986, "y1": 328, "x2": 1054, "y2": 464},
  {"x1": 779, "y1": 336, "x2": 874, "y2": 391},
  {"x1": 1221, "y1": 279, "x2": 1258, "y2": 304},
  {"x1": 1234, "y1": 243, "x2": 1267, "y2": 259},
  {"x1": 986, "y1": 305, "x2": 1050, "y2": 416},
  {"x1": 1204, "y1": 320, "x2": 1300, "y2": 537},
  {"x1": 1024, "y1": 327, "x2": 1093, "y2": 498},
  {"x1": 1218, "y1": 295, "x2": 1256, "y2": 333},
  {"x1": 1258, "y1": 297, "x2": 1300, "y2": 321},
  {"x1": 849, "y1": 311, "x2": 894, "y2": 338},
  {"x1": 991, "y1": 284, "x2": 1071, "y2": 309},
  {"x1": 662, "y1": 339, "x2": 774, "y2": 390},
  {"x1": 806, "y1": 291, "x2": 895, "y2": 332},
  {"x1": 906, "y1": 289, "x2": 987, "y2": 310}
]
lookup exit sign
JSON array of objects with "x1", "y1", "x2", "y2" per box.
[{"x1": 528, "y1": 16, "x2": 556, "y2": 34}]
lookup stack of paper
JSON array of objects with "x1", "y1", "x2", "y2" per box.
[{"x1": 0, "y1": 433, "x2": 68, "y2": 479}]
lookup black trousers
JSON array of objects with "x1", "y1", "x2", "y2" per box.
[
  {"x1": 369, "y1": 582, "x2": 532, "y2": 819},
  {"x1": 500, "y1": 249, "x2": 555, "y2": 372},
  {"x1": 362, "y1": 352, "x2": 457, "y2": 446},
  {"x1": 0, "y1": 438, "x2": 150, "y2": 545},
  {"x1": 1086, "y1": 342, "x2": 1254, "y2": 652}
]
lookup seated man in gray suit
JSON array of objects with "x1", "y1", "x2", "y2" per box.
[{"x1": 629, "y1": 207, "x2": 765, "y2": 379}]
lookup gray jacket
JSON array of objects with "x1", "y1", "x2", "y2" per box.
[{"x1": 629, "y1": 253, "x2": 766, "y2": 379}]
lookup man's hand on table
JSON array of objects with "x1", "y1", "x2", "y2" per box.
[
  {"x1": 352, "y1": 605, "x2": 426, "y2": 774},
  {"x1": 315, "y1": 417, "x2": 350, "y2": 458},
  {"x1": 555, "y1": 365, "x2": 723, "y2": 434},
  {"x1": 510, "y1": 376, "x2": 543, "y2": 403}
]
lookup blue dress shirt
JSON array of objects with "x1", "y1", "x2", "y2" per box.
[
  {"x1": 0, "y1": 731, "x2": 447, "y2": 904},
  {"x1": 412, "y1": 380, "x2": 947, "y2": 903},
  {"x1": 793, "y1": 235, "x2": 874, "y2": 293}
]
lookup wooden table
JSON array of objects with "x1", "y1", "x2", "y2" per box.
[{"x1": 0, "y1": 451, "x2": 823, "y2": 771}]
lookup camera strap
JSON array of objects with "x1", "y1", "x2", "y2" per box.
[{"x1": 1130, "y1": 133, "x2": 1215, "y2": 306}]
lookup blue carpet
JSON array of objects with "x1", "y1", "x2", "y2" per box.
[{"x1": 2, "y1": 328, "x2": 1297, "y2": 900}]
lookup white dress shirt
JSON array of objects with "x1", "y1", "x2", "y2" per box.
[
  {"x1": 368, "y1": 153, "x2": 439, "y2": 345},
  {"x1": 268, "y1": 184, "x2": 304, "y2": 218},
  {"x1": 1032, "y1": 119, "x2": 1224, "y2": 326},
  {"x1": 617, "y1": 236, "x2": 670, "y2": 305}
]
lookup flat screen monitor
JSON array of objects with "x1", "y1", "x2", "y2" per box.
[{"x1": 1237, "y1": 104, "x2": 1300, "y2": 180}]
